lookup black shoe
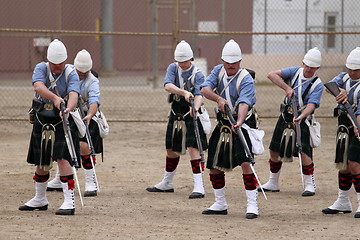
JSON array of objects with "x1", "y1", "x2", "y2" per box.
[
  {"x1": 257, "y1": 187, "x2": 280, "y2": 192},
  {"x1": 47, "y1": 187, "x2": 63, "y2": 192},
  {"x1": 146, "y1": 186, "x2": 174, "y2": 192},
  {"x1": 246, "y1": 213, "x2": 258, "y2": 219},
  {"x1": 189, "y1": 192, "x2": 205, "y2": 199},
  {"x1": 202, "y1": 209, "x2": 228, "y2": 215},
  {"x1": 55, "y1": 208, "x2": 75, "y2": 215},
  {"x1": 354, "y1": 212, "x2": 360, "y2": 218},
  {"x1": 302, "y1": 191, "x2": 315, "y2": 197},
  {"x1": 84, "y1": 190, "x2": 97, "y2": 197},
  {"x1": 19, "y1": 204, "x2": 48, "y2": 211},
  {"x1": 322, "y1": 207, "x2": 351, "y2": 214}
]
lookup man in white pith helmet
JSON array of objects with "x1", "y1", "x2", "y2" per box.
[
  {"x1": 47, "y1": 49, "x2": 102, "y2": 197},
  {"x1": 261, "y1": 47, "x2": 324, "y2": 197},
  {"x1": 322, "y1": 47, "x2": 360, "y2": 218},
  {"x1": 19, "y1": 39, "x2": 80, "y2": 215},
  {"x1": 146, "y1": 40, "x2": 209, "y2": 199},
  {"x1": 200, "y1": 39, "x2": 260, "y2": 219}
]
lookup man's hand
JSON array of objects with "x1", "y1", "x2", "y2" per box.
[
  {"x1": 231, "y1": 121, "x2": 242, "y2": 133},
  {"x1": 53, "y1": 96, "x2": 65, "y2": 110},
  {"x1": 354, "y1": 126, "x2": 359, "y2": 139},
  {"x1": 293, "y1": 116, "x2": 302, "y2": 124},
  {"x1": 336, "y1": 88, "x2": 348, "y2": 104},
  {"x1": 285, "y1": 88, "x2": 295, "y2": 99},
  {"x1": 189, "y1": 106, "x2": 199, "y2": 118},
  {"x1": 184, "y1": 91, "x2": 194, "y2": 102},
  {"x1": 82, "y1": 114, "x2": 92, "y2": 125},
  {"x1": 59, "y1": 105, "x2": 70, "y2": 118},
  {"x1": 217, "y1": 97, "x2": 228, "y2": 113}
]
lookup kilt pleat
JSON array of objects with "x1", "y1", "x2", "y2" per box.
[
  {"x1": 206, "y1": 113, "x2": 255, "y2": 171},
  {"x1": 269, "y1": 115, "x2": 312, "y2": 159},
  {"x1": 165, "y1": 100, "x2": 208, "y2": 152}
]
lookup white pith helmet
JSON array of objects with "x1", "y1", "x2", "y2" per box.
[
  {"x1": 346, "y1": 47, "x2": 360, "y2": 70},
  {"x1": 221, "y1": 39, "x2": 242, "y2": 63},
  {"x1": 174, "y1": 40, "x2": 193, "y2": 62},
  {"x1": 47, "y1": 39, "x2": 67, "y2": 64},
  {"x1": 303, "y1": 47, "x2": 322, "y2": 68},
  {"x1": 74, "y1": 49, "x2": 93, "y2": 73}
]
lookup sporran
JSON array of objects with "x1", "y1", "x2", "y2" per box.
[
  {"x1": 335, "y1": 125, "x2": 349, "y2": 170},
  {"x1": 39, "y1": 123, "x2": 55, "y2": 171},
  {"x1": 279, "y1": 125, "x2": 296, "y2": 162}
]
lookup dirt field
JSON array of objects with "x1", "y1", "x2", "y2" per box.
[{"x1": 1, "y1": 116, "x2": 360, "y2": 240}]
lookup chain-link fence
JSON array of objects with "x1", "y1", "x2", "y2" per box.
[{"x1": 1, "y1": 0, "x2": 359, "y2": 121}]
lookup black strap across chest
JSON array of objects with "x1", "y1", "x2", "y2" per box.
[{"x1": 291, "y1": 76, "x2": 319, "y2": 102}]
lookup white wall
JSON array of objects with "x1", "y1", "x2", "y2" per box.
[{"x1": 252, "y1": 0, "x2": 360, "y2": 55}]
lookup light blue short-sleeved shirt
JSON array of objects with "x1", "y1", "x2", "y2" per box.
[
  {"x1": 281, "y1": 66, "x2": 323, "y2": 108},
  {"x1": 164, "y1": 62, "x2": 205, "y2": 95},
  {"x1": 330, "y1": 72, "x2": 360, "y2": 115},
  {"x1": 200, "y1": 64, "x2": 256, "y2": 109},
  {"x1": 79, "y1": 71, "x2": 100, "y2": 107},
  {"x1": 32, "y1": 62, "x2": 80, "y2": 103}
]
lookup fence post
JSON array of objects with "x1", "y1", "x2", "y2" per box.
[
  {"x1": 172, "y1": 0, "x2": 180, "y2": 53},
  {"x1": 101, "y1": 0, "x2": 114, "y2": 75},
  {"x1": 151, "y1": 0, "x2": 159, "y2": 89}
]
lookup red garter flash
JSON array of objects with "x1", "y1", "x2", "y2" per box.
[{"x1": 68, "y1": 179, "x2": 75, "y2": 190}]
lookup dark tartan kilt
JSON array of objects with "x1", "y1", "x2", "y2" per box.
[
  {"x1": 27, "y1": 113, "x2": 80, "y2": 167},
  {"x1": 269, "y1": 114, "x2": 312, "y2": 159},
  {"x1": 206, "y1": 112, "x2": 256, "y2": 170},
  {"x1": 165, "y1": 99, "x2": 208, "y2": 151},
  {"x1": 338, "y1": 112, "x2": 360, "y2": 163},
  {"x1": 79, "y1": 119, "x2": 103, "y2": 154}
]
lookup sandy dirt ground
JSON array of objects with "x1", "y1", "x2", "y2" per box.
[{"x1": 1, "y1": 116, "x2": 360, "y2": 240}]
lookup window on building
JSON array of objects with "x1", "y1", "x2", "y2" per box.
[
  {"x1": 326, "y1": 14, "x2": 336, "y2": 49},
  {"x1": 198, "y1": 21, "x2": 219, "y2": 37}
]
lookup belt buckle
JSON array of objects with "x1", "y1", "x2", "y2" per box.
[
  {"x1": 221, "y1": 112, "x2": 228, "y2": 120},
  {"x1": 286, "y1": 105, "x2": 293, "y2": 114},
  {"x1": 44, "y1": 103, "x2": 54, "y2": 111},
  {"x1": 174, "y1": 95, "x2": 181, "y2": 102},
  {"x1": 176, "y1": 113, "x2": 184, "y2": 121}
]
